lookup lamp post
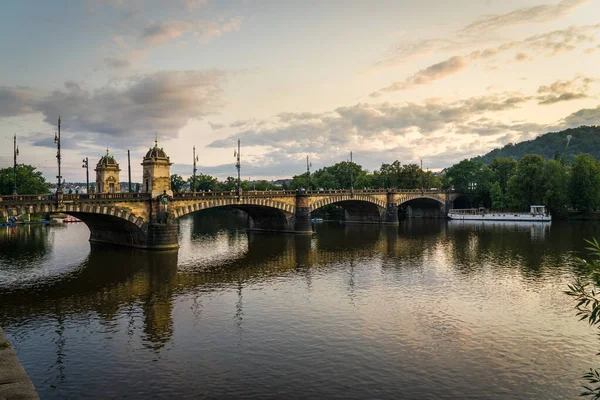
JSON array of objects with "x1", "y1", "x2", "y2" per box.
[
  {"x1": 82, "y1": 157, "x2": 89, "y2": 194},
  {"x1": 127, "y1": 150, "x2": 132, "y2": 193},
  {"x1": 234, "y1": 139, "x2": 241, "y2": 195},
  {"x1": 13, "y1": 134, "x2": 19, "y2": 195},
  {"x1": 192, "y1": 146, "x2": 198, "y2": 193},
  {"x1": 420, "y1": 159, "x2": 423, "y2": 194},
  {"x1": 54, "y1": 116, "x2": 63, "y2": 194},
  {"x1": 349, "y1": 151, "x2": 353, "y2": 196},
  {"x1": 306, "y1": 155, "x2": 312, "y2": 190}
]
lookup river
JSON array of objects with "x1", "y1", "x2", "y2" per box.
[{"x1": 1, "y1": 212, "x2": 599, "y2": 399}]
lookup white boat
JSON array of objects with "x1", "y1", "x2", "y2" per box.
[
  {"x1": 448, "y1": 205, "x2": 551, "y2": 222},
  {"x1": 311, "y1": 217, "x2": 324, "y2": 222}
]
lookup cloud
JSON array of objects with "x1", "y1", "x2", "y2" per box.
[
  {"x1": 458, "y1": 0, "x2": 589, "y2": 37},
  {"x1": 141, "y1": 20, "x2": 196, "y2": 46},
  {"x1": 101, "y1": 16, "x2": 244, "y2": 70},
  {"x1": 373, "y1": 24, "x2": 600, "y2": 96},
  {"x1": 208, "y1": 122, "x2": 225, "y2": 130},
  {"x1": 0, "y1": 70, "x2": 229, "y2": 148},
  {"x1": 561, "y1": 105, "x2": 600, "y2": 127},
  {"x1": 536, "y1": 76, "x2": 593, "y2": 104},
  {"x1": 372, "y1": 56, "x2": 468, "y2": 96},
  {"x1": 208, "y1": 92, "x2": 533, "y2": 159},
  {"x1": 140, "y1": 17, "x2": 243, "y2": 46},
  {"x1": 0, "y1": 87, "x2": 35, "y2": 117},
  {"x1": 514, "y1": 52, "x2": 533, "y2": 62},
  {"x1": 103, "y1": 56, "x2": 131, "y2": 69},
  {"x1": 378, "y1": 0, "x2": 590, "y2": 65},
  {"x1": 183, "y1": 0, "x2": 207, "y2": 10}
]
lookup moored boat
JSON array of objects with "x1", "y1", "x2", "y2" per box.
[{"x1": 448, "y1": 205, "x2": 551, "y2": 222}]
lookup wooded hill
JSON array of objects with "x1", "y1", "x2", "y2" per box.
[{"x1": 473, "y1": 126, "x2": 600, "y2": 164}]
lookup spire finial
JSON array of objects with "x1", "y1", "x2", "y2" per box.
[{"x1": 155, "y1": 132, "x2": 158, "y2": 147}]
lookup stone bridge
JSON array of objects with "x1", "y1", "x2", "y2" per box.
[{"x1": 0, "y1": 189, "x2": 459, "y2": 250}]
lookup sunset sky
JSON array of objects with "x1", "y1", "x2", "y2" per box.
[{"x1": 1, "y1": 0, "x2": 599, "y2": 182}]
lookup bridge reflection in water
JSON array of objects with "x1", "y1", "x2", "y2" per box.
[{"x1": 1, "y1": 217, "x2": 600, "y2": 398}]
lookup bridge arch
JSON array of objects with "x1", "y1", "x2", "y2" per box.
[
  {"x1": 309, "y1": 194, "x2": 386, "y2": 223},
  {"x1": 396, "y1": 194, "x2": 446, "y2": 219},
  {"x1": 396, "y1": 193, "x2": 446, "y2": 207},
  {"x1": 173, "y1": 197, "x2": 295, "y2": 232},
  {"x1": 0, "y1": 203, "x2": 149, "y2": 248}
]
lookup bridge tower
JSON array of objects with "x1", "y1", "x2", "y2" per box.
[
  {"x1": 95, "y1": 149, "x2": 121, "y2": 193},
  {"x1": 142, "y1": 139, "x2": 173, "y2": 198}
]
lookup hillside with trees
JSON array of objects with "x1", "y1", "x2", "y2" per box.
[{"x1": 474, "y1": 126, "x2": 600, "y2": 164}]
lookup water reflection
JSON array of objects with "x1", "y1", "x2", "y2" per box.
[
  {"x1": 0, "y1": 224, "x2": 53, "y2": 267},
  {"x1": 0, "y1": 217, "x2": 599, "y2": 399}
]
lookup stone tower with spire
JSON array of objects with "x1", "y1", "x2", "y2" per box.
[
  {"x1": 142, "y1": 139, "x2": 173, "y2": 197},
  {"x1": 95, "y1": 149, "x2": 120, "y2": 193}
]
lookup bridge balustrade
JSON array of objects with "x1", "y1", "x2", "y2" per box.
[
  {"x1": 1, "y1": 188, "x2": 450, "y2": 205},
  {"x1": 0, "y1": 192, "x2": 151, "y2": 204}
]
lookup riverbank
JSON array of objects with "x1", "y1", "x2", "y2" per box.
[{"x1": 0, "y1": 327, "x2": 39, "y2": 399}]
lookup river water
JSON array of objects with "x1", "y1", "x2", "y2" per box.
[{"x1": 1, "y1": 212, "x2": 600, "y2": 399}]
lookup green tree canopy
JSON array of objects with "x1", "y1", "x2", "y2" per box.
[
  {"x1": 569, "y1": 153, "x2": 600, "y2": 213},
  {"x1": 505, "y1": 154, "x2": 547, "y2": 210},
  {"x1": 543, "y1": 159, "x2": 569, "y2": 217},
  {"x1": 170, "y1": 174, "x2": 185, "y2": 192},
  {"x1": 488, "y1": 157, "x2": 517, "y2": 192},
  {"x1": 0, "y1": 164, "x2": 50, "y2": 195},
  {"x1": 188, "y1": 174, "x2": 220, "y2": 192},
  {"x1": 445, "y1": 159, "x2": 491, "y2": 207}
]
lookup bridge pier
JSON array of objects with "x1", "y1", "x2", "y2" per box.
[
  {"x1": 293, "y1": 193, "x2": 313, "y2": 234},
  {"x1": 144, "y1": 221, "x2": 179, "y2": 250},
  {"x1": 384, "y1": 192, "x2": 399, "y2": 225}
]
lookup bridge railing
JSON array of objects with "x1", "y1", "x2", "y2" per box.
[
  {"x1": 173, "y1": 190, "x2": 298, "y2": 199},
  {"x1": 0, "y1": 194, "x2": 57, "y2": 204},
  {"x1": 0, "y1": 192, "x2": 151, "y2": 204},
  {"x1": 60, "y1": 193, "x2": 151, "y2": 201},
  {"x1": 172, "y1": 188, "x2": 450, "y2": 198},
  {"x1": 1, "y1": 189, "x2": 453, "y2": 204}
]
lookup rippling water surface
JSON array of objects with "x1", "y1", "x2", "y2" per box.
[{"x1": 1, "y1": 213, "x2": 600, "y2": 399}]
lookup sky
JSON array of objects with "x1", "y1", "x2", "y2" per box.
[{"x1": 1, "y1": 0, "x2": 600, "y2": 183}]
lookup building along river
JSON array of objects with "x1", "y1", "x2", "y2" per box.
[{"x1": 1, "y1": 211, "x2": 600, "y2": 399}]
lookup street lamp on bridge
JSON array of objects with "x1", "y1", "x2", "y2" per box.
[
  {"x1": 82, "y1": 157, "x2": 89, "y2": 194},
  {"x1": 54, "y1": 116, "x2": 63, "y2": 194},
  {"x1": 306, "y1": 155, "x2": 312, "y2": 190},
  {"x1": 13, "y1": 134, "x2": 19, "y2": 195},
  {"x1": 192, "y1": 146, "x2": 198, "y2": 193},
  {"x1": 234, "y1": 139, "x2": 241, "y2": 195}
]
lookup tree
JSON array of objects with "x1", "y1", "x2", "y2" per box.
[
  {"x1": 445, "y1": 159, "x2": 492, "y2": 207},
  {"x1": 505, "y1": 154, "x2": 547, "y2": 210},
  {"x1": 488, "y1": 157, "x2": 517, "y2": 192},
  {"x1": 0, "y1": 164, "x2": 50, "y2": 195},
  {"x1": 170, "y1": 174, "x2": 185, "y2": 192},
  {"x1": 290, "y1": 173, "x2": 310, "y2": 190},
  {"x1": 543, "y1": 159, "x2": 569, "y2": 217},
  {"x1": 570, "y1": 153, "x2": 600, "y2": 213},
  {"x1": 566, "y1": 238, "x2": 600, "y2": 398},
  {"x1": 188, "y1": 174, "x2": 219, "y2": 192},
  {"x1": 220, "y1": 176, "x2": 238, "y2": 191},
  {"x1": 490, "y1": 181, "x2": 505, "y2": 210}
]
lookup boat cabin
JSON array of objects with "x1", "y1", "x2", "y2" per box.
[{"x1": 530, "y1": 205, "x2": 547, "y2": 215}]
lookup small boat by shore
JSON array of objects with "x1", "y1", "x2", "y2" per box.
[
  {"x1": 311, "y1": 217, "x2": 324, "y2": 222},
  {"x1": 448, "y1": 205, "x2": 551, "y2": 222}
]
